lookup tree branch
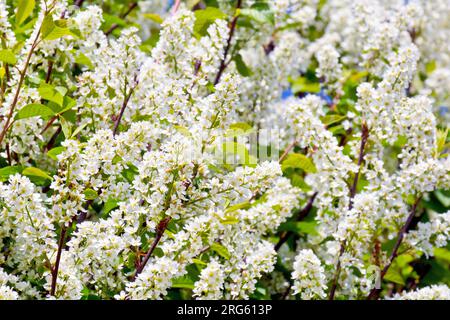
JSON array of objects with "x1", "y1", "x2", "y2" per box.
[
  {"x1": 367, "y1": 196, "x2": 422, "y2": 300},
  {"x1": 213, "y1": 0, "x2": 242, "y2": 85},
  {"x1": 105, "y1": 2, "x2": 138, "y2": 36},
  {"x1": 112, "y1": 82, "x2": 137, "y2": 136},
  {"x1": 74, "y1": 0, "x2": 85, "y2": 7},
  {"x1": 279, "y1": 140, "x2": 297, "y2": 163},
  {"x1": 274, "y1": 192, "x2": 318, "y2": 251},
  {"x1": 171, "y1": 0, "x2": 182, "y2": 14},
  {"x1": 131, "y1": 216, "x2": 172, "y2": 281},
  {"x1": 50, "y1": 226, "x2": 67, "y2": 296},
  {"x1": 329, "y1": 122, "x2": 369, "y2": 300},
  {"x1": 0, "y1": 28, "x2": 41, "y2": 146}
]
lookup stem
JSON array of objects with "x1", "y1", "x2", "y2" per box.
[
  {"x1": 113, "y1": 84, "x2": 136, "y2": 136},
  {"x1": 171, "y1": 0, "x2": 182, "y2": 14},
  {"x1": 0, "y1": 28, "x2": 41, "y2": 146},
  {"x1": 132, "y1": 216, "x2": 172, "y2": 281},
  {"x1": 43, "y1": 125, "x2": 61, "y2": 151},
  {"x1": 348, "y1": 123, "x2": 369, "y2": 209},
  {"x1": 329, "y1": 122, "x2": 369, "y2": 300},
  {"x1": 45, "y1": 60, "x2": 53, "y2": 83},
  {"x1": 50, "y1": 226, "x2": 67, "y2": 296},
  {"x1": 367, "y1": 196, "x2": 422, "y2": 300},
  {"x1": 274, "y1": 192, "x2": 318, "y2": 251},
  {"x1": 213, "y1": 0, "x2": 242, "y2": 85},
  {"x1": 105, "y1": 3, "x2": 138, "y2": 36},
  {"x1": 279, "y1": 140, "x2": 297, "y2": 163},
  {"x1": 74, "y1": 0, "x2": 85, "y2": 7}
]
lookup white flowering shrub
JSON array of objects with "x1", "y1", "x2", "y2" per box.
[{"x1": 0, "y1": 0, "x2": 449, "y2": 301}]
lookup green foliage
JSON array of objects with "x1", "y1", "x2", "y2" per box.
[
  {"x1": 15, "y1": 103, "x2": 55, "y2": 120},
  {"x1": 193, "y1": 7, "x2": 227, "y2": 38},
  {"x1": 281, "y1": 153, "x2": 317, "y2": 173},
  {"x1": 15, "y1": 0, "x2": 36, "y2": 26}
]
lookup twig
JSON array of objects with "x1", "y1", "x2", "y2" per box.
[
  {"x1": 213, "y1": 0, "x2": 242, "y2": 85},
  {"x1": 279, "y1": 141, "x2": 297, "y2": 163},
  {"x1": 112, "y1": 82, "x2": 137, "y2": 136},
  {"x1": 274, "y1": 192, "x2": 318, "y2": 251},
  {"x1": 131, "y1": 217, "x2": 172, "y2": 280},
  {"x1": 74, "y1": 0, "x2": 85, "y2": 7},
  {"x1": 5, "y1": 142, "x2": 11, "y2": 165},
  {"x1": 105, "y1": 2, "x2": 138, "y2": 36},
  {"x1": 50, "y1": 226, "x2": 67, "y2": 296},
  {"x1": 45, "y1": 60, "x2": 53, "y2": 83},
  {"x1": 367, "y1": 196, "x2": 422, "y2": 300},
  {"x1": 43, "y1": 125, "x2": 61, "y2": 152},
  {"x1": 329, "y1": 122, "x2": 369, "y2": 300},
  {"x1": 0, "y1": 27, "x2": 42, "y2": 146},
  {"x1": 171, "y1": 0, "x2": 182, "y2": 14},
  {"x1": 348, "y1": 123, "x2": 369, "y2": 209}
]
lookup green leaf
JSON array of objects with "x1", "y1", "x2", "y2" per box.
[
  {"x1": 211, "y1": 243, "x2": 231, "y2": 260},
  {"x1": 321, "y1": 114, "x2": 347, "y2": 126},
  {"x1": 192, "y1": 258, "x2": 207, "y2": 266},
  {"x1": 289, "y1": 174, "x2": 311, "y2": 191},
  {"x1": 226, "y1": 122, "x2": 254, "y2": 137},
  {"x1": 71, "y1": 122, "x2": 89, "y2": 139},
  {"x1": 143, "y1": 13, "x2": 164, "y2": 24},
  {"x1": 281, "y1": 153, "x2": 317, "y2": 173},
  {"x1": 171, "y1": 276, "x2": 195, "y2": 289},
  {"x1": 15, "y1": 103, "x2": 55, "y2": 120},
  {"x1": 103, "y1": 198, "x2": 119, "y2": 215},
  {"x1": 278, "y1": 221, "x2": 318, "y2": 235},
  {"x1": 75, "y1": 52, "x2": 94, "y2": 69},
  {"x1": 236, "y1": 8, "x2": 275, "y2": 25},
  {"x1": 187, "y1": 0, "x2": 202, "y2": 9},
  {"x1": 39, "y1": 83, "x2": 64, "y2": 106},
  {"x1": 174, "y1": 125, "x2": 192, "y2": 137},
  {"x1": 384, "y1": 267, "x2": 405, "y2": 286},
  {"x1": 45, "y1": 25, "x2": 80, "y2": 41},
  {"x1": 219, "y1": 216, "x2": 240, "y2": 225},
  {"x1": 425, "y1": 60, "x2": 436, "y2": 74},
  {"x1": 225, "y1": 201, "x2": 250, "y2": 213},
  {"x1": 0, "y1": 67, "x2": 5, "y2": 79},
  {"x1": 436, "y1": 128, "x2": 449, "y2": 155},
  {"x1": 22, "y1": 167, "x2": 52, "y2": 181},
  {"x1": 0, "y1": 49, "x2": 17, "y2": 65},
  {"x1": 47, "y1": 146, "x2": 66, "y2": 160},
  {"x1": 291, "y1": 76, "x2": 321, "y2": 94},
  {"x1": 233, "y1": 53, "x2": 252, "y2": 77},
  {"x1": 434, "y1": 248, "x2": 450, "y2": 265},
  {"x1": 60, "y1": 116, "x2": 72, "y2": 138},
  {"x1": 41, "y1": 15, "x2": 55, "y2": 39},
  {"x1": 0, "y1": 166, "x2": 22, "y2": 182},
  {"x1": 83, "y1": 188, "x2": 98, "y2": 200},
  {"x1": 221, "y1": 141, "x2": 257, "y2": 167},
  {"x1": 16, "y1": 0, "x2": 35, "y2": 25},
  {"x1": 435, "y1": 190, "x2": 450, "y2": 208},
  {"x1": 194, "y1": 7, "x2": 227, "y2": 38}
]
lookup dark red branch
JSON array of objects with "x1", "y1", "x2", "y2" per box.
[
  {"x1": 74, "y1": 0, "x2": 85, "y2": 7},
  {"x1": 50, "y1": 226, "x2": 67, "y2": 296},
  {"x1": 131, "y1": 217, "x2": 172, "y2": 281},
  {"x1": 105, "y1": 3, "x2": 138, "y2": 36},
  {"x1": 329, "y1": 122, "x2": 369, "y2": 300},
  {"x1": 45, "y1": 60, "x2": 53, "y2": 83},
  {"x1": 348, "y1": 122, "x2": 369, "y2": 209},
  {"x1": 213, "y1": 0, "x2": 242, "y2": 85},
  {"x1": 367, "y1": 196, "x2": 422, "y2": 300},
  {"x1": 274, "y1": 192, "x2": 318, "y2": 251},
  {"x1": 44, "y1": 125, "x2": 61, "y2": 152},
  {"x1": 113, "y1": 84, "x2": 136, "y2": 136}
]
